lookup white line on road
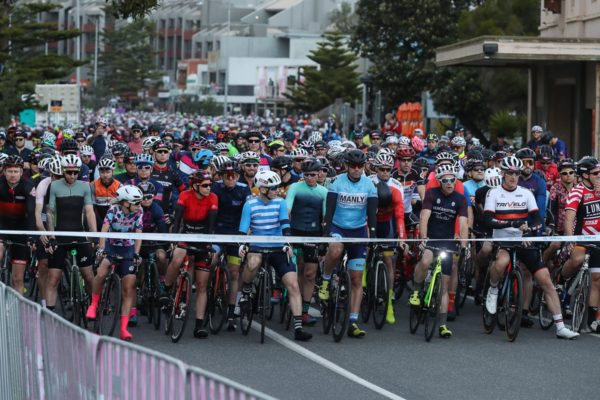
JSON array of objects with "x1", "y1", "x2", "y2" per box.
[{"x1": 251, "y1": 325, "x2": 407, "y2": 400}]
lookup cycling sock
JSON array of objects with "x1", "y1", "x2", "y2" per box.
[
  {"x1": 90, "y1": 293, "x2": 100, "y2": 308},
  {"x1": 129, "y1": 307, "x2": 137, "y2": 318},
  {"x1": 595, "y1": 308, "x2": 600, "y2": 320},
  {"x1": 302, "y1": 301, "x2": 310, "y2": 314},
  {"x1": 293, "y1": 315, "x2": 302, "y2": 331},
  {"x1": 448, "y1": 292, "x2": 456, "y2": 305},
  {"x1": 553, "y1": 314, "x2": 565, "y2": 331},
  {"x1": 322, "y1": 274, "x2": 331, "y2": 281},
  {"x1": 438, "y1": 313, "x2": 447, "y2": 325},
  {"x1": 349, "y1": 312, "x2": 358, "y2": 322},
  {"x1": 47, "y1": 305, "x2": 55, "y2": 312},
  {"x1": 227, "y1": 305, "x2": 235, "y2": 318},
  {"x1": 388, "y1": 289, "x2": 394, "y2": 304},
  {"x1": 120, "y1": 315, "x2": 129, "y2": 330},
  {"x1": 195, "y1": 318, "x2": 203, "y2": 330},
  {"x1": 588, "y1": 307, "x2": 599, "y2": 326},
  {"x1": 490, "y1": 280, "x2": 499, "y2": 288}
]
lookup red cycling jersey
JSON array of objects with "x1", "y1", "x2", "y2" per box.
[
  {"x1": 565, "y1": 182, "x2": 600, "y2": 235},
  {"x1": 177, "y1": 189, "x2": 218, "y2": 234}
]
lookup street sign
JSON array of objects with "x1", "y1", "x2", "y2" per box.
[{"x1": 49, "y1": 100, "x2": 63, "y2": 112}]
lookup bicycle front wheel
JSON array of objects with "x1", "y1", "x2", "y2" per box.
[
  {"x1": 424, "y1": 273, "x2": 442, "y2": 342},
  {"x1": 481, "y1": 268, "x2": 496, "y2": 334},
  {"x1": 148, "y1": 262, "x2": 161, "y2": 330},
  {"x1": 170, "y1": 272, "x2": 191, "y2": 343},
  {"x1": 372, "y1": 261, "x2": 389, "y2": 330},
  {"x1": 71, "y1": 267, "x2": 84, "y2": 328},
  {"x1": 538, "y1": 292, "x2": 553, "y2": 330},
  {"x1": 360, "y1": 268, "x2": 372, "y2": 323},
  {"x1": 207, "y1": 266, "x2": 230, "y2": 335},
  {"x1": 97, "y1": 274, "x2": 121, "y2": 337},
  {"x1": 332, "y1": 270, "x2": 351, "y2": 343},
  {"x1": 259, "y1": 269, "x2": 271, "y2": 344},
  {"x1": 504, "y1": 269, "x2": 524, "y2": 342},
  {"x1": 58, "y1": 269, "x2": 74, "y2": 322},
  {"x1": 571, "y1": 271, "x2": 590, "y2": 332},
  {"x1": 456, "y1": 252, "x2": 471, "y2": 312}
]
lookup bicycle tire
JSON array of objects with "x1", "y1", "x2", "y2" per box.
[
  {"x1": 332, "y1": 270, "x2": 351, "y2": 343},
  {"x1": 141, "y1": 262, "x2": 152, "y2": 325},
  {"x1": 409, "y1": 295, "x2": 421, "y2": 334},
  {"x1": 455, "y1": 252, "x2": 470, "y2": 312},
  {"x1": 361, "y1": 267, "x2": 372, "y2": 323},
  {"x1": 285, "y1": 304, "x2": 292, "y2": 331},
  {"x1": 529, "y1": 284, "x2": 542, "y2": 315},
  {"x1": 59, "y1": 270, "x2": 74, "y2": 322},
  {"x1": 171, "y1": 271, "x2": 191, "y2": 343},
  {"x1": 26, "y1": 260, "x2": 38, "y2": 301},
  {"x1": 321, "y1": 299, "x2": 332, "y2": 334},
  {"x1": 279, "y1": 289, "x2": 288, "y2": 324},
  {"x1": 538, "y1": 291, "x2": 554, "y2": 330},
  {"x1": 424, "y1": 273, "x2": 442, "y2": 342},
  {"x1": 72, "y1": 267, "x2": 83, "y2": 327},
  {"x1": 481, "y1": 268, "x2": 496, "y2": 334},
  {"x1": 504, "y1": 269, "x2": 523, "y2": 342},
  {"x1": 240, "y1": 294, "x2": 254, "y2": 336},
  {"x1": 149, "y1": 261, "x2": 161, "y2": 330},
  {"x1": 260, "y1": 269, "x2": 271, "y2": 344},
  {"x1": 372, "y1": 261, "x2": 388, "y2": 330},
  {"x1": 571, "y1": 271, "x2": 590, "y2": 333},
  {"x1": 207, "y1": 266, "x2": 230, "y2": 335},
  {"x1": 97, "y1": 274, "x2": 121, "y2": 336}
]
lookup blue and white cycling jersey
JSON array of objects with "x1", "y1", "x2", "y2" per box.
[
  {"x1": 328, "y1": 173, "x2": 377, "y2": 230},
  {"x1": 239, "y1": 196, "x2": 290, "y2": 247}
]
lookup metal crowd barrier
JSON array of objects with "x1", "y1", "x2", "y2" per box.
[{"x1": 0, "y1": 281, "x2": 275, "y2": 400}]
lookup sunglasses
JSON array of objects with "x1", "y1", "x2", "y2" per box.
[
  {"x1": 199, "y1": 183, "x2": 212, "y2": 188},
  {"x1": 64, "y1": 170, "x2": 79, "y2": 176},
  {"x1": 76, "y1": 139, "x2": 86, "y2": 143},
  {"x1": 440, "y1": 177, "x2": 456, "y2": 184},
  {"x1": 378, "y1": 167, "x2": 392, "y2": 172},
  {"x1": 62, "y1": 151, "x2": 77, "y2": 156},
  {"x1": 268, "y1": 186, "x2": 279, "y2": 191},
  {"x1": 400, "y1": 159, "x2": 412, "y2": 163},
  {"x1": 129, "y1": 201, "x2": 142, "y2": 206},
  {"x1": 224, "y1": 173, "x2": 237, "y2": 179},
  {"x1": 138, "y1": 165, "x2": 152, "y2": 170},
  {"x1": 523, "y1": 160, "x2": 535, "y2": 166},
  {"x1": 247, "y1": 139, "x2": 261, "y2": 144},
  {"x1": 142, "y1": 194, "x2": 154, "y2": 200},
  {"x1": 504, "y1": 171, "x2": 521, "y2": 177},
  {"x1": 348, "y1": 163, "x2": 364, "y2": 169},
  {"x1": 321, "y1": 168, "x2": 329, "y2": 173},
  {"x1": 133, "y1": 129, "x2": 142, "y2": 133},
  {"x1": 589, "y1": 171, "x2": 600, "y2": 176},
  {"x1": 99, "y1": 167, "x2": 112, "y2": 172},
  {"x1": 155, "y1": 150, "x2": 169, "y2": 155},
  {"x1": 541, "y1": 161, "x2": 551, "y2": 165},
  {"x1": 561, "y1": 171, "x2": 575, "y2": 176},
  {"x1": 15, "y1": 138, "x2": 24, "y2": 141},
  {"x1": 473, "y1": 168, "x2": 485, "y2": 172},
  {"x1": 244, "y1": 163, "x2": 258, "y2": 168},
  {"x1": 294, "y1": 159, "x2": 305, "y2": 163},
  {"x1": 304, "y1": 173, "x2": 318, "y2": 178}
]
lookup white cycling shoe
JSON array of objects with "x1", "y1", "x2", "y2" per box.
[
  {"x1": 485, "y1": 286, "x2": 498, "y2": 315},
  {"x1": 556, "y1": 327, "x2": 579, "y2": 340}
]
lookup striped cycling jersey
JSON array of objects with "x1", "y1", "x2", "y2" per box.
[
  {"x1": 484, "y1": 185, "x2": 538, "y2": 238},
  {"x1": 239, "y1": 196, "x2": 290, "y2": 247},
  {"x1": 565, "y1": 182, "x2": 600, "y2": 235}
]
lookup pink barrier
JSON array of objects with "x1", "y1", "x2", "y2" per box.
[
  {"x1": 96, "y1": 337, "x2": 187, "y2": 400},
  {"x1": 187, "y1": 366, "x2": 276, "y2": 400},
  {"x1": 40, "y1": 309, "x2": 96, "y2": 400}
]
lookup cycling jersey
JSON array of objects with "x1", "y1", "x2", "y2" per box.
[
  {"x1": 484, "y1": 185, "x2": 539, "y2": 238},
  {"x1": 474, "y1": 185, "x2": 492, "y2": 237},
  {"x1": 548, "y1": 181, "x2": 572, "y2": 234},
  {"x1": 126, "y1": 177, "x2": 164, "y2": 203},
  {"x1": 422, "y1": 187, "x2": 467, "y2": 243},
  {"x1": 286, "y1": 181, "x2": 327, "y2": 233},
  {"x1": 151, "y1": 163, "x2": 185, "y2": 214},
  {"x1": 393, "y1": 167, "x2": 424, "y2": 213},
  {"x1": 328, "y1": 173, "x2": 377, "y2": 230},
  {"x1": 369, "y1": 175, "x2": 406, "y2": 238},
  {"x1": 518, "y1": 172, "x2": 547, "y2": 231},
  {"x1": 176, "y1": 189, "x2": 218, "y2": 234},
  {"x1": 535, "y1": 161, "x2": 559, "y2": 189},
  {"x1": 463, "y1": 179, "x2": 485, "y2": 206},
  {"x1": 565, "y1": 182, "x2": 600, "y2": 235},
  {"x1": 0, "y1": 176, "x2": 36, "y2": 231},
  {"x1": 103, "y1": 204, "x2": 143, "y2": 247},
  {"x1": 258, "y1": 153, "x2": 272, "y2": 172},
  {"x1": 91, "y1": 178, "x2": 121, "y2": 227},
  {"x1": 418, "y1": 148, "x2": 437, "y2": 166},
  {"x1": 141, "y1": 201, "x2": 168, "y2": 233},
  {"x1": 35, "y1": 176, "x2": 53, "y2": 225},
  {"x1": 426, "y1": 172, "x2": 472, "y2": 206},
  {"x1": 115, "y1": 171, "x2": 136, "y2": 184},
  {"x1": 211, "y1": 181, "x2": 251, "y2": 235},
  {"x1": 47, "y1": 179, "x2": 93, "y2": 231},
  {"x1": 239, "y1": 196, "x2": 290, "y2": 247}
]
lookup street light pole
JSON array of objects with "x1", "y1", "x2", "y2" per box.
[
  {"x1": 94, "y1": 15, "x2": 99, "y2": 86},
  {"x1": 75, "y1": 0, "x2": 81, "y2": 123}
]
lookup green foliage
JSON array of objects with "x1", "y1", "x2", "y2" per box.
[
  {"x1": 489, "y1": 110, "x2": 526, "y2": 139},
  {"x1": 328, "y1": 2, "x2": 357, "y2": 35},
  {"x1": 105, "y1": 0, "x2": 159, "y2": 20},
  {"x1": 0, "y1": 2, "x2": 84, "y2": 124},
  {"x1": 95, "y1": 19, "x2": 160, "y2": 105},
  {"x1": 286, "y1": 31, "x2": 360, "y2": 113},
  {"x1": 351, "y1": 0, "x2": 472, "y2": 106}
]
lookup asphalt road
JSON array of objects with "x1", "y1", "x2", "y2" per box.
[{"x1": 123, "y1": 295, "x2": 600, "y2": 400}]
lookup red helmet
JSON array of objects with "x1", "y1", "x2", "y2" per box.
[
  {"x1": 396, "y1": 145, "x2": 416, "y2": 159},
  {"x1": 189, "y1": 170, "x2": 212, "y2": 185}
]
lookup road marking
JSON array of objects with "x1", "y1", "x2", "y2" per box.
[{"x1": 251, "y1": 325, "x2": 407, "y2": 400}]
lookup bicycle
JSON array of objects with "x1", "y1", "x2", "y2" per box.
[
  {"x1": 455, "y1": 243, "x2": 473, "y2": 314},
  {"x1": 93, "y1": 255, "x2": 125, "y2": 337},
  {"x1": 139, "y1": 243, "x2": 163, "y2": 331},
  {"x1": 25, "y1": 253, "x2": 39, "y2": 302},
  {"x1": 361, "y1": 244, "x2": 389, "y2": 330},
  {"x1": 409, "y1": 246, "x2": 455, "y2": 342},
  {"x1": 482, "y1": 242, "x2": 526, "y2": 342},
  {"x1": 204, "y1": 252, "x2": 230, "y2": 335},
  {"x1": 65, "y1": 242, "x2": 93, "y2": 329},
  {"x1": 320, "y1": 251, "x2": 351, "y2": 343},
  {"x1": 239, "y1": 247, "x2": 273, "y2": 344},
  {"x1": 394, "y1": 225, "x2": 419, "y2": 300},
  {"x1": 568, "y1": 243, "x2": 599, "y2": 332}
]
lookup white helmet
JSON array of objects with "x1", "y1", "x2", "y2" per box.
[
  {"x1": 48, "y1": 156, "x2": 63, "y2": 176},
  {"x1": 254, "y1": 170, "x2": 282, "y2": 188},
  {"x1": 116, "y1": 185, "x2": 143, "y2": 203},
  {"x1": 98, "y1": 157, "x2": 116, "y2": 170},
  {"x1": 531, "y1": 125, "x2": 543, "y2": 133},
  {"x1": 398, "y1": 136, "x2": 411, "y2": 147},
  {"x1": 290, "y1": 148, "x2": 308, "y2": 159},
  {"x1": 374, "y1": 153, "x2": 395, "y2": 168},
  {"x1": 143, "y1": 136, "x2": 161, "y2": 150},
  {"x1": 214, "y1": 142, "x2": 229, "y2": 152},
  {"x1": 309, "y1": 131, "x2": 322, "y2": 143},
  {"x1": 435, "y1": 163, "x2": 457, "y2": 180},
  {"x1": 500, "y1": 156, "x2": 523, "y2": 172},
  {"x1": 80, "y1": 145, "x2": 94, "y2": 156},
  {"x1": 377, "y1": 148, "x2": 394, "y2": 157},
  {"x1": 451, "y1": 136, "x2": 467, "y2": 147},
  {"x1": 60, "y1": 154, "x2": 82, "y2": 169},
  {"x1": 484, "y1": 167, "x2": 502, "y2": 188},
  {"x1": 340, "y1": 140, "x2": 356, "y2": 149},
  {"x1": 385, "y1": 136, "x2": 399, "y2": 145},
  {"x1": 211, "y1": 154, "x2": 230, "y2": 170}
]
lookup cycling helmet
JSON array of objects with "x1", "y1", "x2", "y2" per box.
[
  {"x1": 271, "y1": 156, "x2": 293, "y2": 171},
  {"x1": 254, "y1": 170, "x2": 282, "y2": 188},
  {"x1": 60, "y1": 138, "x2": 79, "y2": 152},
  {"x1": 378, "y1": 147, "x2": 394, "y2": 157},
  {"x1": 536, "y1": 145, "x2": 554, "y2": 161},
  {"x1": 111, "y1": 142, "x2": 129, "y2": 156},
  {"x1": 341, "y1": 140, "x2": 357, "y2": 149},
  {"x1": 466, "y1": 149, "x2": 483, "y2": 161},
  {"x1": 153, "y1": 140, "x2": 170, "y2": 152},
  {"x1": 374, "y1": 153, "x2": 395, "y2": 168},
  {"x1": 327, "y1": 146, "x2": 345, "y2": 160},
  {"x1": 385, "y1": 136, "x2": 399, "y2": 145},
  {"x1": 193, "y1": 148, "x2": 214, "y2": 167},
  {"x1": 398, "y1": 136, "x2": 411, "y2": 147},
  {"x1": 365, "y1": 151, "x2": 377, "y2": 164},
  {"x1": 314, "y1": 140, "x2": 328, "y2": 150},
  {"x1": 61, "y1": 154, "x2": 82, "y2": 169},
  {"x1": 96, "y1": 117, "x2": 109, "y2": 127},
  {"x1": 309, "y1": 131, "x2": 322, "y2": 143},
  {"x1": 62, "y1": 128, "x2": 74, "y2": 139},
  {"x1": 135, "y1": 153, "x2": 154, "y2": 166},
  {"x1": 137, "y1": 180, "x2": 156, "y2": 196},
  {"x1": 189, "y1": 170, "x2": 213, "y2": 185},
  {"x1": 531, "y1": 125, "x2": 544, "y2": 133},
  {"x1": 515, "y1": 148, "x2": 536, "y2": 160},
  {"x1": 482, "y1": 149, "x2": 495, "y2": 161},
  {"x1": 98, "y1": 157, "x2": 116, "y2": 170},
  {"x1": 80, "y1": 145, "x2": 94, "y2": 156},
  {"x1": 299, "y1": 140, "x2": 313, "y2": 153},
  {"x1": 271, "y1": 130, "x2": 284, "y2": 140},
  {"x1": 435, "y1": 151, "x2": 456, "y2": 165},
  {"x1": 214, "y1": 142, "x2": 229, "y2": 152},
  {"x1": 28, "y1": 151, "x2": 42, "y2": 164},
  {"x1": 47, "y1": 156, "x2": 63, "y2": 176},
  {"x1": 116, "y1": 185, "x2": 143, "y2": 203},
  {"x1": 414, "y1": 157, "x2": 430, "y2": 170},
  {"x1": 4, "y1": 155, "x2": 24, "y2": 168},
  {"x1": 142, "y1": 136, "x2": 161, "y2": 151},
  {"x1": 577, "y1": 156, "x2": 599, "y2": 175},
  {"x1": 219, "y1": 160, "x2": 240, "y2": 175},
  {"x1": 344, "y1": 149, "x2": 367, "y2": 165},
  {"x1": 500, "y1": 156, "x2": 523, "y2": 172},
  {"x1": 290, "y1": 148, "x2": 308, "y2": 160},
  {"x1": 484, "y1": 167, "x2": 503, "y2": 188},
  {"x1": 427, "y1": 133, "x2": 438, "y2": 142},
  {"x1": 211, "y1": 154, "x2": 230, "y2": 170},
  {"x1": 396, "y1": 146, "x2": 416, "y2": 159},
  {"x1": 557, "y1": 158, "x2": 575, "y2": 171},
  {"x1": 451, "y1": 136, "x2": 467, "y2": 147},
  {"x1": 0, "y1": 153, "x2": 8, "y2": 166},
  {"x1": 190, "y1": 137, "x2": 209, "y2": 150},
  {"x1": 301, "y1": 158, "x2": 322, "y2": 173},
  {"x1": 465, "y1": 158, "x2": 484, "y2": 172},
  {"x1": 240, "y1": 151, "x2": 260, "y2": 164},
  {"x1": 435, "y1": 164, "x2": 457, "y2": 180}
]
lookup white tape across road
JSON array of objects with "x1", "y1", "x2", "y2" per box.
[{"x1": 0, "y1": 229, "x2": 599, "y2": 244}]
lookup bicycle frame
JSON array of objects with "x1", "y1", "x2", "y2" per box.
[{"x1": 424, "y1": 255, "x2": 443, "y2": 307}]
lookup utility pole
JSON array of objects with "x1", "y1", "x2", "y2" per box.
[
  {"x1": 75, "y1": 0, "x2": 81, "y2": 123},
  {"x1": 94, "y1": 14, "x2": 99, "y2": 86}
]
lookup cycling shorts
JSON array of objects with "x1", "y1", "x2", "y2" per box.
[
  {"x1": 177, "y1": 242, "x2": 212, "y2": 271},
  {"x1": 139, "y1": 242, "x2": 166, "y2": 258},
  {"x1": 427, "y1": 242, "x2": 456, "y2": 276},
  {"x1": 330, "y1": 225, "x2": 368, "y2": 271},
  {"x1": 497, "y1": 243, "x2": 545, "y2": 275},
  {"x1": 248, "y1": 247, "x2": 296, "y2": 277},
  {"x1": 104, "y1": 244, "x2": 136, "y2": 277},
  {"x1": 223, "y1": 244, "x2": 242, "y2": 266},
  {"x1": 375, "y1": 220, "x2": 396, "y2": 256},
  {"x1": 291, "y1": 229, "x2": 320, "y2": 264},
  {"x1": 404, "y1": 212, "x2": 419, "y2": 228},
  {"x1": 0, "y1": 236, "x2": 30, "y2": 265},
  {"x1": 48, "y1": 238, "x2": 93, "y2": 270}
]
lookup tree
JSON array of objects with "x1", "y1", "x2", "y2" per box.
[
  {"x1": 105, "y1": 0, "x2": 159, "y2": 20},
  {"x1": 96, "y1": 19, "x2": 161, "y2": 107},
  {"x1": 328, "y1": 2, "x2": 357, "y2": 35},
  {"x1": 286, "y1": 31, "x2": 360, "y2": 113},
  {"x1": 0, "y1": 2, "x2": 84, "y2": 124},
  {"x1": 351, "y1": 0, "x2": 472, "y2": 107}
]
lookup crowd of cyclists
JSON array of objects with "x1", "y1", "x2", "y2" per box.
[{"x1": 0, "y1": 112, "x2": 598, "y2": 343}]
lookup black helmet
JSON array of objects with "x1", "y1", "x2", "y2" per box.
[
  {"x1": 271, "y1": 156, "x2": 293, "y2": 171},
  {"x1": 465, "y1": 149, "x2": 483, "y2": 161},
  {"x1": 344, "y1": 149, "x2": 366, "y2": 165},
  {"x1": 218, "y1": 160, "x2": 240, "y2": 175},
  {"x1": 515, "y1": 148, "x2": 536, "y2": 160},
  {"x1": 558, "y1": 158, "x2": 575, "y2": 171},
  {"x1": 465, "y1": 158, "x2": 484, "y2": 172},
  {"x1": 577, "y1": 156, "x2": 599, "y2": 175},
  {"x1": 481, "y1": 149, "x2": 495, "y2": 161},
  {"x1": 4, "y1": 155, "x2": 24, "y2": 168},
  {"x1": 301, "y1": 158, "x2": 322, "y2": 173},
  {"x1": 137, "y1": 180, "x2": 156, "y2": 196},
  {"x1": 28, "y1": 151, "x2": 42, "y2": 164},
  {"x1": 536, "y1": 145, "x2": 554, "y2": 161},
  {"x1": 60, "y1": 138, "x2": 78, "y2": 152},
  {"x1": 414, "y1": 157, "x2": 429, "y2": 170}
]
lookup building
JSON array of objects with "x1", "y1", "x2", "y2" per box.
[{"x1": 436, "y1": 0, "x2": 600, "y2": 158}]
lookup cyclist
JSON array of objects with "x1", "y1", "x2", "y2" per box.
[
  {"x1": 0, "y1": 155, "x2": 36, "y2": 294},
  {"x1": 419, "y1": 134, "x2": 438, "y2": 166},
  {"x1": 483, "y1": 156, "x2": 578, "y2": 339},
  {"x1": 451, "y1": 136, "x2": 467, "y2": 159},
  {"x1": 245, "y1": 131, "x2": 272, "y2": 171},
  {"x1": 128, "y1": 154, "x2": 164, "y2": 204},
  {"x1": 319, "y1": 149, "x2": 378, "y2": 338},
  {"x1": 211, "y1": 160, "x2": 251, "y2": 331},
  {"x1": 238, "y1": 170, "x2": 312, "y2": 341},
  {"x1": 368, "y1": 152, "x2": 407, "y2": 324},
  {"x1": 270, "y1": 156, "x2": 295, "y2": 198},
  {"x1": 239, "y1": 151, "x2": 260, "y2": 194},
  {"x1": 60, "y1": 138, "x2": 90, "y2": 182},
  {"x1": 115, "y1": 152, "x2": 138, "y2": 183},
  {"x1": 562, "y1": 156, "x2": 600, "y2": 332},
  {"x1": 128, "y1": 124, "x2": 144, "y2": 154},
  {"x1": 393, "y1": 146, "x2": 425, "y2": 232},
  {"x1": 409, "y1": 163, "x2": 468, "y2": 338},
  {"x1": 515, "y1": 148, "x2": 547, "y2": 234},
  {"x1": 289, "y1": 148, "x2": 308, "y2": 184},
  {"x1": 86, "y1": 185, "x2": 144, "y2": 341},
  {"x1": 286, "y1": 158, "x2": 328, "y2": 325},
  {"x1": 45, "y1": 154, "x2": 97, "y2": 312},
  {"x1": 536, "y1": 145, "x2": 559, "y2": 190},
  {"x1": 162, "y1": 170, "x2": 218, "y2": 339},
  {"x1": 91, "y1": 157, "x2": 121, "y2": 230},
  {"x1": 151, "y1": 140, "x2": 184, "y2": 216}
]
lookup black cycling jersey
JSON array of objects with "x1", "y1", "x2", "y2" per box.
[
  {"x1": 151, "y1": 164, "x2": 184, "y2": 214},
  {"x1": 0, "y1": 176, "x2": 36, "y2": 231},
  {"x1": 211, "y1": 180, "x2": 252, "y2": 235}
]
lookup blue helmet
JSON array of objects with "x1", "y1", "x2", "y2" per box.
[{"x1": 193, "y1": 148, "x2": 214, "y2": 168}]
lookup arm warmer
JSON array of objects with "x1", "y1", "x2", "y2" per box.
[
  {"x1": 323, "y1": 192, "x2": 338, "y2": 236},
  {"x1": 172, "y1": 204, "x2": 184, "y2": 233},
  {"x1": 207, "y1": 209, "x2": 217, "y2": 235},
  {"x1": 367, "y1": 197, "x2": 378, "y2": 237}
]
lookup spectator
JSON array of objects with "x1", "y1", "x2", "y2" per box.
[
  {"x1": 543, "y1": 132, "x2": 568, "y2": 160},
  {"x1": 527, "y1": 125, "x2": 544, "y2": 151}
]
